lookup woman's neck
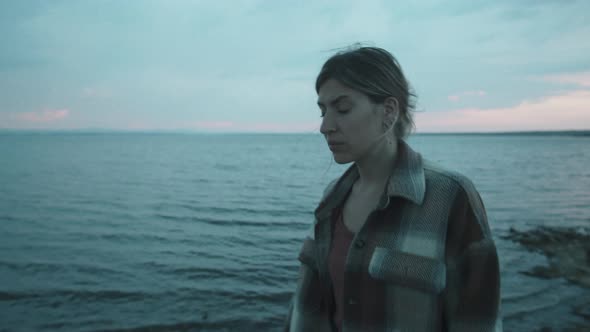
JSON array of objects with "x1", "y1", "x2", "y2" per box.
[{"x1": 354, "y1": 139, "x2": 398, "y2": 192}]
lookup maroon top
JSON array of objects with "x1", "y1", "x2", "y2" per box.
[{"x1": 328, "y1": 207, "x2": 355, "y2": 332}]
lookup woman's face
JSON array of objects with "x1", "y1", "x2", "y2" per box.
[{"x1": 318, "y1": 78, "x2": 384, "y2": 164}]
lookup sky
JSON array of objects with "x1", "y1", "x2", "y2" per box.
[{"x1": 1, "y1": 0, "x2": 589, "y2": 133}]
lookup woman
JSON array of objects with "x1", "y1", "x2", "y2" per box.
[{"x1": 285, "y1": 46, "x2": 502, "y2": 331}]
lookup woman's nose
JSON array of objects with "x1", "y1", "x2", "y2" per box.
[{"x1": 319, "y1": 113, "x2": 333, "y2": 135}]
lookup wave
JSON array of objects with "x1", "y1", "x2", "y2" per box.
[
  {"x1": 91, "y1": 318, "x2": 275, "y2": 332},
  {"x1": 0, "y1": 289, "x2": 149, "y2": 302},
  {"x1": 503, "y1": 284, "x2": 554, "y2": 303},
  {"x1": 0, "y1": 260, "x2": 133, "y2": 279}
]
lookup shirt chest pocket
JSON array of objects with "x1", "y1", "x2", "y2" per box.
[{"x1": 367, "y1": 246, "x2": 447, "y2": 294}]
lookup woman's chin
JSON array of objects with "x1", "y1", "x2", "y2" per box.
[{"x1": 332, "y1": 153, "x2": 354, "y2": 164}]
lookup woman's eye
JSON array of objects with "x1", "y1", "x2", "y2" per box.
[{"x1": 319, "y1": 107, "x2": 349, "y2": 117}]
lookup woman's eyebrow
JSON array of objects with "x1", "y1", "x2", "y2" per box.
[{"x1": 317, "y1": 95, "x2": 350, "y2": 108}]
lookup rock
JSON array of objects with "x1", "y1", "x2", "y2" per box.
[
  {"x1": 522, "y1": 266, "x2": 562, "y2": 279},
  {"x1": 573, "y1": 304, "x2": 590, "y2": 320},
  {"x1": 504, "y1": 226, "x2": 590, "y2": 289}
]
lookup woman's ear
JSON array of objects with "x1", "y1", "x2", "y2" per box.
[{"x1": 384, "y1": 97, "x2": 399, "y2": 123}]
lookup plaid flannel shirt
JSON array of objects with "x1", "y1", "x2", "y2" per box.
[{"x1": 285, "y1": 140, "x2": 502, "y2": 332}]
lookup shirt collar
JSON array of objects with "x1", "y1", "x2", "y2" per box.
[{"x1": 314, "y1": 139, "x2": 426, "y2": 222}]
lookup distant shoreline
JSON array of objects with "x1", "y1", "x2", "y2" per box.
[
  {"x1": 0, "y1": 129, "x2": 589, "y2": 136},
  {"x1": 415, "y1": 130, "x2": 590, "y2": 137}
]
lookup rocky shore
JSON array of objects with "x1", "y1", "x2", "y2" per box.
[{"x1": 503, "y1": 226, "x2": 590, "y2": 331}]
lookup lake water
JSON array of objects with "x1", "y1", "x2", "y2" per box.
[{"x1": 1, "y1": 132, "x2": 589, "y2": 331}]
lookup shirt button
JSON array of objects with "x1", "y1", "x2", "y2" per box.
[{"x1": 354, "y1": 239, "x2": 365, "y2": 249}]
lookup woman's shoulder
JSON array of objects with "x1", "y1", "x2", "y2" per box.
[
  {"x1": 421, "y1": 158, "x2": 489, "y2": 231},
  {"x1": 421, "y1": 158, "x2": 480, "y2": 196}
]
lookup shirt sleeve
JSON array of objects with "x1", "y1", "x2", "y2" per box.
[
  {"x1": 284, "y1": 236, "x2": 317, "y2": 331},
  {"x1": 284, "y1": 236, "x2": 331, "y2": 332},
  {"x1": 443, "y1": 185, "x2": 503, "y2": 332}
]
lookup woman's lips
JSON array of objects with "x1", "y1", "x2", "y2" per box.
[{"x1": 328, "y1": 142, "x2": 344, "y2": 151}]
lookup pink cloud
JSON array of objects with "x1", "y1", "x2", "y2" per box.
[
  {"x1": 244, "y1": 122, "x2": 318, "y2": 132},
  {"x1": 194, "y1": 121, "x2": 236, "y2": 129},
  {"x1": 468, "y1": 90, "x2": 487, "y2": 97},
  {"x1": 540, "y1": 71, "x2": 590, "y2": 87},
  {"x1": 418, "y1": 90, "x2": 590, "y2": 132},
  {"x1": 16, "y1": 109, "x2": 70, "y2": 123},
  {"x1": 190, "y1": 121, "x2": 318, "y2": 133},
  {"x1": 448, "y1": 90, "x2": 487, "y2": 102}
]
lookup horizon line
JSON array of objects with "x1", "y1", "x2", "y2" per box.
[{"x1": 1, "y1": 128, "x2": 589, "y2": 136}]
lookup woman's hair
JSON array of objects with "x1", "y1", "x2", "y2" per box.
[{"x1": 315, "y1": 45, "x2": 417, "y2": 139}]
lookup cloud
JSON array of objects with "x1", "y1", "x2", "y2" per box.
[
  {"x1": 243, "y1": 122, "x2": 318, "y2": 132},
  {"x1": 1, "y1": 1, "x2": 589, "y2": 131},
  {"x1": 540, "y1": 71, "x2": 590, "y2": 87},
  {"x1": 417, "y1": 90, "x2": 590, "y2": 132},
  {"x1": 193, "y1": 121, "x2": 235, "y2": 130},
  {"x1": 190, "y1": 121, "x2": 318, "y2": 133},
  {"x1": 466, "y1": 90, "x2": 487, "y2": 96},
  {"x1": 15, "y1": 109, "x2": 70, "y2": 123},
  {"x1": 448, "y1": 90, "x2": 487, "y2": 102}
]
